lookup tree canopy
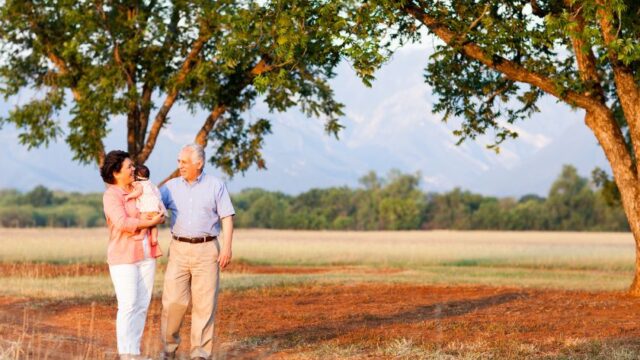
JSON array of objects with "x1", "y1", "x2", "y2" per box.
[{"x1": 0, "y1": 0, "x2": 390, "y2": 178}]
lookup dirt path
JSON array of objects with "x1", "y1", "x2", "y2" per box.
[{"x1": 2, "y1": 282, "x2": 640, "y2": 359}]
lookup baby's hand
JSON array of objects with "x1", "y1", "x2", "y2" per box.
[{"x1": 125, "y1": 183, "x2": 143, "y2": 201}]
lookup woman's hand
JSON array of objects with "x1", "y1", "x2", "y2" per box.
[
  {"x1": 137, "y1": 212, "x2": 164, "y2": 229},
  {"x1": 151, "y1": 213, "x2": 165, "y2": 225}
]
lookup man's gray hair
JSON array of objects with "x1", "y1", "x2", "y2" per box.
[{"x1": 181, "y1": 143, "x2": 205, "y2": 168}]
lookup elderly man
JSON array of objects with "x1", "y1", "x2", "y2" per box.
[{"x1": 159, "y1": 144, "x2": 234, "y2": 360}]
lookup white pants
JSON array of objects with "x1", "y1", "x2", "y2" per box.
[{"x1": 109, "y1": 243, "x2": 156, "y2": 355}]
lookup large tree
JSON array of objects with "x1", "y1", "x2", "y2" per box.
[
  {"x1": 364, "y1": 0, "x2": 640, "y2": 294},
  {"x1": 0, "y1": 0, "x2": 387, "y2": 180}
]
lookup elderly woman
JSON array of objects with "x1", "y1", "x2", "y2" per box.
[{"x1": 100, "y1": 150, "x2": 164, "y2": 360}]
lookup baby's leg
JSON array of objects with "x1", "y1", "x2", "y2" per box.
[{"x1": 150, "y1": 225, "x2": 158, "y2": 246}]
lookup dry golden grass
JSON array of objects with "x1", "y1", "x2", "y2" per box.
[
  {"x1": 0, "y1": 228, "x2": 636, "y2": 296},
  {"x1": 232, "y1": 229, "x2": 635, "y2": 270},
  {"x1": 0, "y1": 228, "x2": 635, "y2": 270}
]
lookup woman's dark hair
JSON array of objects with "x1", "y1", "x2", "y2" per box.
[
  {"x1": 135, "y1": 164, "x2": 150, "y2": 180},
  {"x1": 100, "y1": 150, "x2": 130, "y2": 184}
]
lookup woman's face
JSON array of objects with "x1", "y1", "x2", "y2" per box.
[{"x1": 113, "y1": 158, "x2": 135, "y2": 186}]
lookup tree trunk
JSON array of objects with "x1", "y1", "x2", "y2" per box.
[
  {"x1": 619, "y1": 183, "x2": 640, "y2": 296},
  {"x1": 127, "y1": 109, "x2": 140, "y2": 158},
  {"x1": 159, "y1": 168, "x2": 180, "y2": 187},
  {"x1": 585, "y1": 108, "x2": 640, "y2": 295}
]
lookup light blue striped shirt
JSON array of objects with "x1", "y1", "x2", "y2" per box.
[{"x1": 160, "y1": 172, "x2": 235, "y2": 237}]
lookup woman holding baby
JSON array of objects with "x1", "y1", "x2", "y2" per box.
[{"x1": 100, "y1": 150, "x2": 164, "y2": 360}]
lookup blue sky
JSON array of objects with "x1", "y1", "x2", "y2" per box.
[{"x1": 0, "y1": 45, "x2": 610, "y2": 196}]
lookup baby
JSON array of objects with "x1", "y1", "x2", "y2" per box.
[{"x1": 125, "y1": 164, "x2": 166, "y2": 246}]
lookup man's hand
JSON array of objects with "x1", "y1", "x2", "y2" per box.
[
  {"x1": 218, "y1": 247, "x2": 232, "y2": 269},
  {"x1": 219, "y1": 216, "x2": 234, "y2": 270}
]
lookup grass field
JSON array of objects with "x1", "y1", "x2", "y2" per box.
[
  {"x1": 0, "y1": 228, "x2": 635, "y2": 294},
  {"x1": 1, "y1": 228, "x2": 639, "y2": 359},
  {"x1": 0, "y1": 228, "x2": 635, "y2": 269}
]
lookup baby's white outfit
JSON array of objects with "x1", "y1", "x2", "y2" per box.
[{"x1": 136, "y1": 180, "x2": 163, "y2": 213}]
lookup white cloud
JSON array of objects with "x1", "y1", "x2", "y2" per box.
[
  {"x1": 491, "y1": 147, "x2": 521, "y2": 169},
  {"x1": 346, "y1": 83, "x2": 432, "y2": 146},
  {"x1": 498, "y1": 120, "x2": 551, "y2": 150},
  {"x1": 444, "y1": 141, "x2": 490, "y2": 172},
  {"x1": 160, "y1": 128, "x2": 193, "y2": 145}
]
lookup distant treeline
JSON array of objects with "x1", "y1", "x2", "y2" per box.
[
  {"x1": 0, "y1": 165, "x2": 628, "y2": 231},
  {"x1": 0, "y1": 187, "x2": 105, "y2": 228}
]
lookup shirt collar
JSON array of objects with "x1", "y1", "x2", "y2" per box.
[{"x1": 181, "y1": 171, "x2": 205, "y2": 185}]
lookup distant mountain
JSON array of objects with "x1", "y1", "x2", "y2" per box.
[
  {"x1": 0, "y1": 47, "x2": 610, "y2": 196},
  {"x1": 2, "y1": 133, "x2": 102, "y2": 192}
]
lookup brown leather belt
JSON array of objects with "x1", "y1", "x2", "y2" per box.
[{"x1": 172, "y1": 234, "x2": 217, "y2": 244}]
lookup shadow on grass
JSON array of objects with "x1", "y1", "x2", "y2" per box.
[{"x1": 232, "y1": 291, "x2": 526, "y2": 353}]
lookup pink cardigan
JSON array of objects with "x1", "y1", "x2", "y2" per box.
[{"x1": 103, "y1": 185, "x2": 162, "y2": 265}]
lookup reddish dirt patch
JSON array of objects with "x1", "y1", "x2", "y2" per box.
[
  {"x1": 223, "y1": 262, "x2": 332, "y2": 274},
  {"x1": 3, "y1": 283, "x2": 640, "y2": 359},
  {"x1": 0, "y1": 262, "x2": 399, "y2": 277},
  {"x1": 0, "y1": 262, "x2": 109, "y2": 278},
  {"x1": 226, "y1": 263, "x2": 402, "y2": 275}
]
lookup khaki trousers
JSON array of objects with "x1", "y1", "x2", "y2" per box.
[{"x1": 161, "y1": 239, "x2": 220, "y2": 359}]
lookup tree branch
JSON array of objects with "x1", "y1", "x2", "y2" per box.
[
  {"x1": 483, "y1": 79, "x2": 512, "y2": 108},
  {"x1": 453, "y1": 4, "x2": 489, "y2": 46},
  {"x1": 96, "y1": 2, "x2": 142, "y2": 156},
  {"x1": 565, "y1": 3, "x2": 608, "y2": 120},
  {"x1": 159, "y1": 105, "x2": 226, "y2": 186},
  {"x1": 117, "y1": 44, "x2": 141, "y2": 155},
  {"x1": 138, "y1": 82, "x2": 153, "y2": 150},
  {"x1": 136, "y1": 28, "x2": 210, "y2": 164},
  {"x1": 45, "y1": 52, "x2": 82, "y2": 102},
  {"x1": 564, "y1": 1, "x2": 637, "y2": 182},
  {"x1": 596, "y1": 1, "x2": 640, "y2": 174},
  {"x1": 158, "y1": 57, "x2": 274, "y2": 185},
  {"x1": 46, "y1": 47, "x2": 107, "y2": 166},
  {"x1": 26, "y1": 5, "x2": 107, "y2": 166},
  {"x1": 403, "y1": 3, "x2": 601, "y2": 111}
]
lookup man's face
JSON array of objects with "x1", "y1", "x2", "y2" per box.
[{"x1": 178, "y1": 149, "x2": 202, "y2": 181}]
